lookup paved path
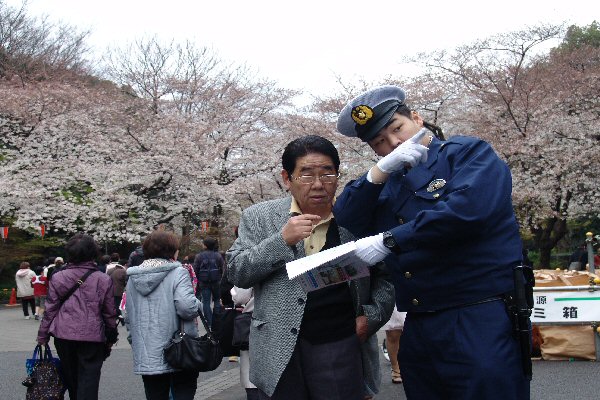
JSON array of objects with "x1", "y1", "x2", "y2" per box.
[
  {"x1": 0, "y1": 304, "x2": 246, "y2": 400},
  {"x1": 2, "y1": 304, "x2": 600, "y2": 399}
]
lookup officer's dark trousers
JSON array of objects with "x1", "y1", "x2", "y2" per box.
[
  {"x1": 54, "y1": 337, "x2": 105, "y2": 400},
  {"x1": 400, "y1": 300, "x2": 530, "y2": 400}
]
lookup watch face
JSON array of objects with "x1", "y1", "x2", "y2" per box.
[{"x1": 383, "y1": 233, "x2": 395, "y2": 248}]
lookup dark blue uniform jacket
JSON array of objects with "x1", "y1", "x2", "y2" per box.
[{"x1": 334, "y1": 136, "x2": 522, "y2": 312}]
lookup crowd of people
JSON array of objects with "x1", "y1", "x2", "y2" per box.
[
  {"x1": 12, "y1": 84, "x2": 536, "y2": 399},
  {"x1": 16, "y1": 231, "x2": 228, "y2": 400}
]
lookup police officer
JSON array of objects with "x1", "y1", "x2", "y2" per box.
[{"x1": 333, "y1": 85, "x2": 530, "y2": 399}]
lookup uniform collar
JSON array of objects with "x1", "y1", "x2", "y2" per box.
[{"x1": 423, "y1": 136, "x2": 443, "y2": 169}]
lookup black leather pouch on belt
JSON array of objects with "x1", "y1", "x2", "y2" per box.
[{"x1": 503, "y1": 265, "x2": 533, "y2": 381}]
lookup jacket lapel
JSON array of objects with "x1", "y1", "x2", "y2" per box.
[
  {"x1": 272, "y1": 197, "x2": 291, "y2": 229},
  {"x1": 271, "y1": 197, "x2": 305, "y2": 259}
]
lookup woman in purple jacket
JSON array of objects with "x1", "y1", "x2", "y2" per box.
[{"x1": 37, "y1": 233, "x2": 118, "y2": 400}]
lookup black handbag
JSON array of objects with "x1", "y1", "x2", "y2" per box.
[
  {"x1": 212, "y1": 307, "x2": 242, "y2": 357},
  {"x1": 231, "y1": 312, "x2": 252, "y2": 350},
  {"x1": 164, "y1": 310, "x2": 223, "y2": 372}
]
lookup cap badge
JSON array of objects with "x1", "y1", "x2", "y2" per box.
[
  {"x1": 351, "y1": 105, "x2": 373, "y2": 126},
  {"x1": 426, "y1": 178, "x2": 446, "y2": 193}
]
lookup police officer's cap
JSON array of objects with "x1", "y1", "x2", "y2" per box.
[{"x1": 337, "y1": 85, "x2": 406, "y2": 142}]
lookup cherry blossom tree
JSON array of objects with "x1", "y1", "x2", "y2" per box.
[
  {"x1": 0, "y1": 0, "x2": 91, "y2": 83},
  {"x1": 1, "y1": 21, "x2": 300, "y2": 245},
  {"x1": 101, "y1": 37, "x2": 300, "y2": 238}
]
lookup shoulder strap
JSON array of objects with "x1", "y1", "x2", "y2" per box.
[
  {"x1": 197, "y1": 309, "x2": 216, "y2": 339},
  {"x1": 59, "y1": 269, "x2": 97, "y2": 306},
  {"x1": 43, "y1": 269, "x2": 97, "y2": 327},
  {"x1": 210, "y1": 253, "x2": 221, "y2": 269},
  {"x1": 179, "y1": 307, "x2": 215, "y2": 340}
]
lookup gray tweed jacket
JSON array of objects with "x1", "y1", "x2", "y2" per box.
[{"x1": 227, "y1": 196, "x2": 395, "y2": 397}]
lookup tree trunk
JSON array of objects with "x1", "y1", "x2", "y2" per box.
[
  {"x1": 532, "y1": 216, "x2": 568, "y2": 268},
  {"x1": 538, "y1": 246, "x2": 553, "y2": 270},
  {"x1": 180, "y1": 225, "x2": 191, "y2": 258}
]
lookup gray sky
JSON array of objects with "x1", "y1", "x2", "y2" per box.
[{"x1": 7, "y1": 0, "x2": 597, "y2": 99}]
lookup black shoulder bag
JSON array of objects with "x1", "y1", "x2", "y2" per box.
[
  {"x1": 231, "y1": 312, "x2": 251, "y2": 350},
  {"x1": 164, "y1": 309, "x2": 223, "y2": 372}
]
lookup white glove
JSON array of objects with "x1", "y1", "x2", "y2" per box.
[
  {"x1": 376, "y1": 128, "x2": 429, "y2": 173},
  {"x1": 354, "y1": 233, "x2": 391, "y2": 265}
]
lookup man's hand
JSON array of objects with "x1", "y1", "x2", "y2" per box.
[
  {"x1": 37, "y1": 338, "x2": 47, "y2": 346},
  {"x1": 356, "y1": 315, "x2": 369, "y2": 342},
  {"x1": 282, "y1": 214, "x2": 321, "y2": 246},
  {"x1": 376, "y1": 128, "x2": 429, "y2": 173},
  {"x1": 354, "y1": 233, "x2": 391, "y2": 264}
]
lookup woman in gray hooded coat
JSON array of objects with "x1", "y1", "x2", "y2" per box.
[{"x1": 126, "y1": 230, "x2": 202, "y2": 400}]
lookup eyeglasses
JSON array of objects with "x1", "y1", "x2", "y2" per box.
[{"x1": 291, "y1": 173, "x2": 340, "y2": 185}]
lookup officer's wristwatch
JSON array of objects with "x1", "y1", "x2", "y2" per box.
[{"x1": 382, "y1": 231, "x2": 401, "y2": 253}]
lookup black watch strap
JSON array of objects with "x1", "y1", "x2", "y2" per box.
[{"x1": 382, "y1": 231, "x2": 401, "y2": 253}]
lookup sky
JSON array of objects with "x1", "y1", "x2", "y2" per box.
[{"x1": 5, "y1": 0, "x2": 598, "y2": 101}]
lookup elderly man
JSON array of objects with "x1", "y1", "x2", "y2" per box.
[{"x1": 227, "y1": 135, "x2": 394, "y2": 400}]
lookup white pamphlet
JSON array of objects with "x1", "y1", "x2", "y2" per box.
[{"x1": 286, "y1": 241, "x2": 371, "y2": 292}]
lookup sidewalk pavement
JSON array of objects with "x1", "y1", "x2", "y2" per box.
[
  {"x1": 0, "y1": 304, "x2": 248, "y2": 400},
  {"x1": 0, "y1": 304, "x2": 401, "y2": 400},
  {"x1": 3, "y1": 303, "x2": 600, "y2": 399}
]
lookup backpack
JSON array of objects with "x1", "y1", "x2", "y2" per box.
[{"x1": 196, "y1": 253, "x2": 221, "y2": 283}]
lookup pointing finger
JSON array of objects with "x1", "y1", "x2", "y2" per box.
[{"x1": 408, "y1": 128, "x2": 428, "y2": 144}]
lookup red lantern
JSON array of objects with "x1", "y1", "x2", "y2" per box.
[
  {"x1": 200, "y1": 221, "x2": 209, "y2": 232},
  {"x1": 0, "y1": 226, "x2": 8, "y2": 240},
  {"x1": 40, "y1": 224, "x2": 46, "y2": 238}
]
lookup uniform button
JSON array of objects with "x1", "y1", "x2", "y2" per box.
[
  {"x1": 309, "y1": 245, "x2": 314, "y2": 249},
  {"x1": 433, "y1": 193, "x2": 440, "y2": 199},
  {"x1": 398, "y1": 218, "x2": 404, "y2": 224},
  {"x1": 404, "y1": 272, "x2": 412, "y2": 279},
  {"x1": 297, "y1": 298, "x2": 305, "y2": 305},
  {"x1": 290, "y1": 328, "x2": 298, "y2": 335},
  {"x1": 412, "y1": 299, "x2": 419, "y2": 306}
]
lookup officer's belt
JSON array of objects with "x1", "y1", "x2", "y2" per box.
[{"x1": 415, "y1": 295, "x2": 504, "y2": 313}]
